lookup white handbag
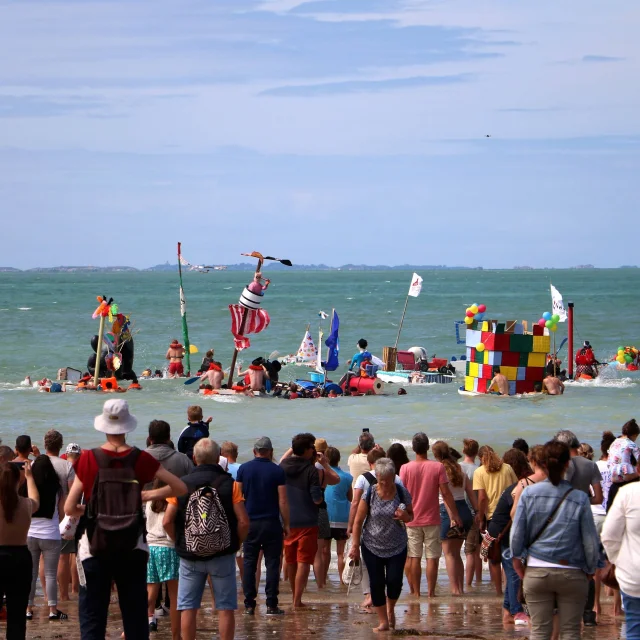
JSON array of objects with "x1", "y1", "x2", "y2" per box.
[
  {"x1": 59, "y1": 514, "x2": 79, "y2": 540},
  {"x1": 341, "y1": 538, "x2": 363, "y2": 594}
]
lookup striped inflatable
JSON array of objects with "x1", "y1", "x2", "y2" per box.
[{"x1": 239, "y1": 287, "x2": 263, "y2": 310}]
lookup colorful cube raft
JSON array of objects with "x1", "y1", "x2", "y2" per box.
[{"x1": 464, "y1": 320, "x2": 550, "y2": 395}]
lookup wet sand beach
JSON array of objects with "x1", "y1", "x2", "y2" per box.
[{"x1": 7, "y1": 577, "x2": 626, "y2": 639}]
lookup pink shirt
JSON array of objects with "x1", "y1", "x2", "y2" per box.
[{"x1": 400, "y1": 459, "x2": 448, "y2": 527}]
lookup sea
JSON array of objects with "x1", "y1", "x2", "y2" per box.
[{"x1": 1, "y1": 269, "x2": 638, "y2": 459}]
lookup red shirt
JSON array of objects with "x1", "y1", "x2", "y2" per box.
[{"x1": 74, "y1": 447, "x2": 160, "y2": 493}]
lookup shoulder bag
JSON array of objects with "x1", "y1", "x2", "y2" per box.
[{"x1": 517, "y1": 488, "x2": 573, "y2": 604}]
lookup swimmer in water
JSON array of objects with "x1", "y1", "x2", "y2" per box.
[
  {"x1": 488, "y1": 366, "x2": 509, "y2": 395},
  {"x1": 543, "y1": 374, "x2": 565, "y2": 395}
]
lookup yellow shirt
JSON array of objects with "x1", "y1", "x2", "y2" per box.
[{"x1": 472, "y1": 463, "x2": 517, "y2": 519}]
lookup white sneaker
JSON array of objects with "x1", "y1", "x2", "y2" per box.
[
  {"x1": 514, "y1": 612, "x2": 530, "y2": 626},
  {"x1": 155, "y1": 605, "x2": 169, "y2": 618}
]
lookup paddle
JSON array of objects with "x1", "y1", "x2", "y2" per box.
[
  {"x1": 184, "y1": 376, "x2": 201, "y2": 385},
  {"x1": 554, "y1": 337, "x2": 568, "y2": 356}
]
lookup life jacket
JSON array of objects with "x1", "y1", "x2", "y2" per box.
[
  {"x1": 100, "y1": 377, "x2": 124, "y2": 392},
  {"x1": 575, "y1": 348, "x2": 595, "y2": 366},
  {"x1": 208, "y1": 363, "x2": 222, "y2": 372}
]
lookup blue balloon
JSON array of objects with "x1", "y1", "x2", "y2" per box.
[
  {"x1": 542, "y1": 311, "x2": 552, "y2": 321},
  {"x1": 476, "y1": 312, "x2": 485, "y2": 320}
]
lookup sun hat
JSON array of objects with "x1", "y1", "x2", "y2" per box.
[
  {"x1": 315, "y1": 438, "x2": 328, "y2": 452},
  {"x1": 254, "y1": 436, "x2": 273, "y2": 450},
  {"x1": 65, "y1": 443, "x2": 82, "y2": 455},
  {"x1": 94, "y1": 399, "x2": 138, "y2": 435}
]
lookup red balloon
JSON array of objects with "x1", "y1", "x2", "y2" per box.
[
  {"x1": 466, "y1": 310, "x2": 475, "y2": 318},
  {"x1": 478, "y1": 304, "x2": 486, "y2": 313}
]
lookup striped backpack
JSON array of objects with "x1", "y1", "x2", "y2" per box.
[{"x1": 184, "y1": 476, "x2": 231, "y2": 557}]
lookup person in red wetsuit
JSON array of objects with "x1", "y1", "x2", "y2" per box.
[{"x1": 575, "y1": 341, "x2": 597, "y2": 378}]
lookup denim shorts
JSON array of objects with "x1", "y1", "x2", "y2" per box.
[
  {"x1": 440, "y1": 500, "x2": 473, "y2": 540},
  {"x1": 177, "y1": 554, "x2": 238, "y2": 611}
]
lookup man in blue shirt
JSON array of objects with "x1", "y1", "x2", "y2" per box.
[
  {"x1": 349, "y1": 338, "x2": 371, "y2": 373},
  {"x1": 236, "y1": 437, "x2": 290, "y2": 616}
]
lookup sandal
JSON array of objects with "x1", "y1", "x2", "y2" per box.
[
  {"x1": 26, "y1": 612, "x2": 33, "y2": 621},
  {"x1": 49, "y1": 610, "x2": 68, "y2": 620}
]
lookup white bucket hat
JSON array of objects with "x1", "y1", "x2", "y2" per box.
[{"x1": 94, "y1": 399, "x2": 137, "y2": 435}]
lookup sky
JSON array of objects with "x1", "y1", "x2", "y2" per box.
[{"x1": 0, "y1": 0, "x2": 638, "y2": 269}]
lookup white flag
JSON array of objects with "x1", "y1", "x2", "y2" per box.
[
  {"x1": 408, "y1": 273, "x2": 423, "y2": 298},
  {"x1": 550, "y1": 284, "x2": 567, "y2": 322}
]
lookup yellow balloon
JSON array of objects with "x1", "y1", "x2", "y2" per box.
[
  {"x1": 189, "y1": 344, "x2": 199, "y2": 354},
  {"x1": 464, "y1": 316, "x2": 474, "y2": 325},
  {"x1": 550, "y1": 324, "x2": 558, "y2": 332},
  {"x1": 476, "y1": 343, "x2": 485, "y2": 352},
  {"x1": 618, "y1": 349, "x2": 625, "y2": 356},
  {"x1": 617, "y1": 356, "x2": 625, "y2": 364},
  {"x1": 470, "y1": 305, "x2": 479, "y2": 315}
]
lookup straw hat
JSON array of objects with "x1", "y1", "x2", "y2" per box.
[
  {"x1": 94, "y1": 399, "x2": 138, "y2": 435},
  {"x1": 315, "y1": 438, "x2": 328, "y2": 453}
]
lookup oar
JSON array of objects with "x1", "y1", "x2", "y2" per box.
[
  {"x1": 554, "y1": 337, "x2": 568, "y2": 356},
  {"x1": 184, "y1": 376, "x2": 201, "y2": 385}
]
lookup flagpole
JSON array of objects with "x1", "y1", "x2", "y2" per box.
[
  {"x1": 177, "y1": 243, "x2": 192, "y2": 376},
  {"x1": 394, "y1": 294, "x2": 410, "y2": 349},
  {"x1": 227, "y1": 308, "x2": 248, "y2": 388}
]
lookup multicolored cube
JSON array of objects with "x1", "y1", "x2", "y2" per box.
[{"x1": 464, "y1": 318, "x2": 549, "y2": 396}]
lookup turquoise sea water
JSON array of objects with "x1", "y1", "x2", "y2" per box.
[{"x1": 0, "y1": 270, "x2": 638, "y2": 457}]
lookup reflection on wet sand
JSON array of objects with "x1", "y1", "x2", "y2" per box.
[{"x1": 6, "y1": 578, "x2": 626, "y2": 639}]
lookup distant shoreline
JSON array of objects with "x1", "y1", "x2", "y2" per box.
[{"x1": 0, "y1": 263, "x2": 637, "y2": 273}]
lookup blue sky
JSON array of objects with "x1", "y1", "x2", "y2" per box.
[{"x1": 0, "y1": 0, "x2": 638, "y2": 269}]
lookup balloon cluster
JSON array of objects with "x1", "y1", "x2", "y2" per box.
[
  {"x1": 537, "y1": 311, "x2": 560, "y2": 333},
  {"x1": 463, "y1": 303, "x2": 488, "y2": 353},
  {"x1": 464, "y1": 303, "x2": 487, "y2": 326},
  {"x1": 616, "y1": 346, "x2": 638, "y2": 365}
]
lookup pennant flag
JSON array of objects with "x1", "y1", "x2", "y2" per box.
[
  {"x1": 318, "y1": 310, "x2": 329, "y2": 319},
  {"x1": 296, "y1": 331, "x2": 318, "y2": 363},
  {"x1": 322, "y1": 310, "x2": 340, "y2": 371},
  {"x1": 229, "y1": 304, "x2": 270, "y2": 350},
  {"x1": 179, "y1": 252, "x2": 215, "y2": 273},
  {"x1": 550, "y1": 284, "x2": 567, "y2": 322},
  {"x1": 408, "y1": 272, "x2": 423, "y2": 298}
]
